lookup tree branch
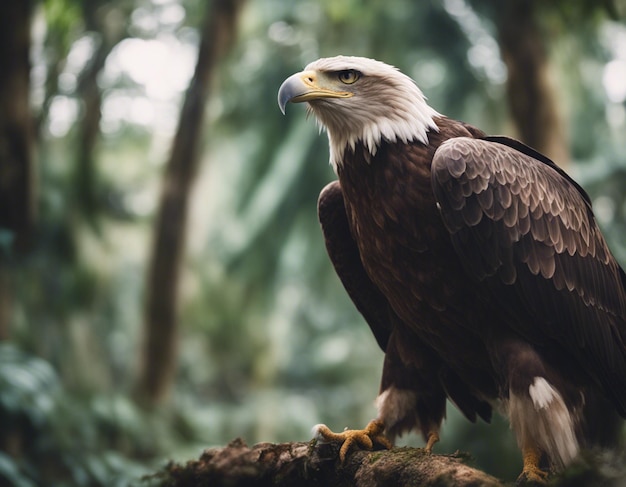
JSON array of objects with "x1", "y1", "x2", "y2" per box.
[{"x1": 154, "y1": 438, "x2": 505, "y2": 487}]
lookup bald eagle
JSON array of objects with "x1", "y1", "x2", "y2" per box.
[{"x1": 278, "y1": 56, "x2": 626, "y2": 482}]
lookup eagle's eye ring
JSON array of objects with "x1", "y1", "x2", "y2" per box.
[{"x1": 337, "y1": 70, "x2": 360, "y2": 85}]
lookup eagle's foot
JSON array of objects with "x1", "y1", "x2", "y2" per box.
[
  {"x1": 424, "y1": 431, "x2": 440, "y2": 453},
  {"x1": 314, "y1": 419, "x2": 392, "y2": 463},
  {"x1": 516, "y1": 446, "x2": 548, "y2": 485}
]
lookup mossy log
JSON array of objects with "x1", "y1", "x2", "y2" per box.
[
  {"x1": 152, "y1": 436, "x2": 626, "y2": 486},
  {"x1": 155, "y1": 438, "x2": 506, "y2": 486}
]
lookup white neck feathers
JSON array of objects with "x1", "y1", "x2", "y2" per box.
[{"x1": 304, "y1": 57, "x2": 440, "y2": 171}]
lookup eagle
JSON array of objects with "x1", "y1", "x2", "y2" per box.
[{"x1": 277, "y1": 56, "x2": 626, "y2": 483}]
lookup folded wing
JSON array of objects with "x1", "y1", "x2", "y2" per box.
[{"x1": 431, "y1": 136, "x2": 626, "y2": 415}]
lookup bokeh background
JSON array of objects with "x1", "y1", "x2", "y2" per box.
[{"x1": 1, "y1": 0, "x2": 626, "y2": 485}]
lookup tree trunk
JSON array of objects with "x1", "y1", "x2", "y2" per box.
[
  {"x1": 74, "y1": 0, "x2": 129, "y2": 225},
  {"x1": 0, "y1": 0, "x2": 36, "y2": 339},
  {"x1": 496, "y1": 0, "x2": 569, "y2": 166},
  {"x1": 137, "y1": 0, "x2": 246, "y2": 405}
]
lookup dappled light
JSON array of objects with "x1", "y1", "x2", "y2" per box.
[{"x1": 109, "y1": 37, "x2": 196, "y2": 100}]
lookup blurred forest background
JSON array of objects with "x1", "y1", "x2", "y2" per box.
[{"x1": 1, "y1": 0, "x2": 626, "y2": 485}]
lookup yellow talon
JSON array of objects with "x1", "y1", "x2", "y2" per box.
[
  {"x1": 425, "y1": 431, "x2": 440, "y2": 453},
  {"x1": 517, "y1": 445, "x2": 548, "y2": 484},
  {"x1": 315, "y1": 419, "x2": 392, "y2": 463}
]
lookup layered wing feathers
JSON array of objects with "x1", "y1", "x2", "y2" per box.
[
  {"x1": 433, "y1": 137, "x2": 617, "y2": 300},
  {"x1": 431, "y1": 137, "x2": 626, "y2": 414}
]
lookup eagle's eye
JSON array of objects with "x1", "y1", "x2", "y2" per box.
[{"x1": 337, "y1": 70, "x2": 360, "y2": 85}]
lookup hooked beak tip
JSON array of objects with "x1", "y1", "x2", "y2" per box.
[{"x1": 277, "y1": 73, "x2": 301, "y2": 114}]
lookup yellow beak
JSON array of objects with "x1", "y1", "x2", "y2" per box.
[{"x1": 278, "y1": 70, "x2": 353, "y2": 114}]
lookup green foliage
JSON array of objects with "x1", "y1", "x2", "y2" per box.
[
  {"x1": 0, "y1": 344, "x2": 199, "y2": 486},
  {"x1": 0, "y1": 341, "x2": 56, "y2": 398},
  {"x1": 43, "y1": 0, "x2": 82, "y2": 52},
  {"x1": 0, "y1": 230, "x2": 15, "y2": 258}
]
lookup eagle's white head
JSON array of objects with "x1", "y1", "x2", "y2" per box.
[{"x1": 278, "y1": 56, "x2": 440, "y2": 171}]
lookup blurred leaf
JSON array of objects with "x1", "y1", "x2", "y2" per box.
[
  {"x1": 0, "y1": 452, "x2": 36, "y2": 487},
  {"x1": 0, "y1": 344, "x2": 60, "y2": 425},
  {"x1": 0, "y1": 229, "x2": 15, "y2": 258}
]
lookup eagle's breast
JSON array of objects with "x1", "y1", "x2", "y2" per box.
[{"x1": 336, "y1": 119, "x2": 490, "y2": 351}]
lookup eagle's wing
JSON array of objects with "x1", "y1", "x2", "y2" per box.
[
  {"x1": 431, "y1": 136, "x2": 626, "y2": 415},
  {"x1": 318, "y1": 180, "x2": 393, "y2": 351}
]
